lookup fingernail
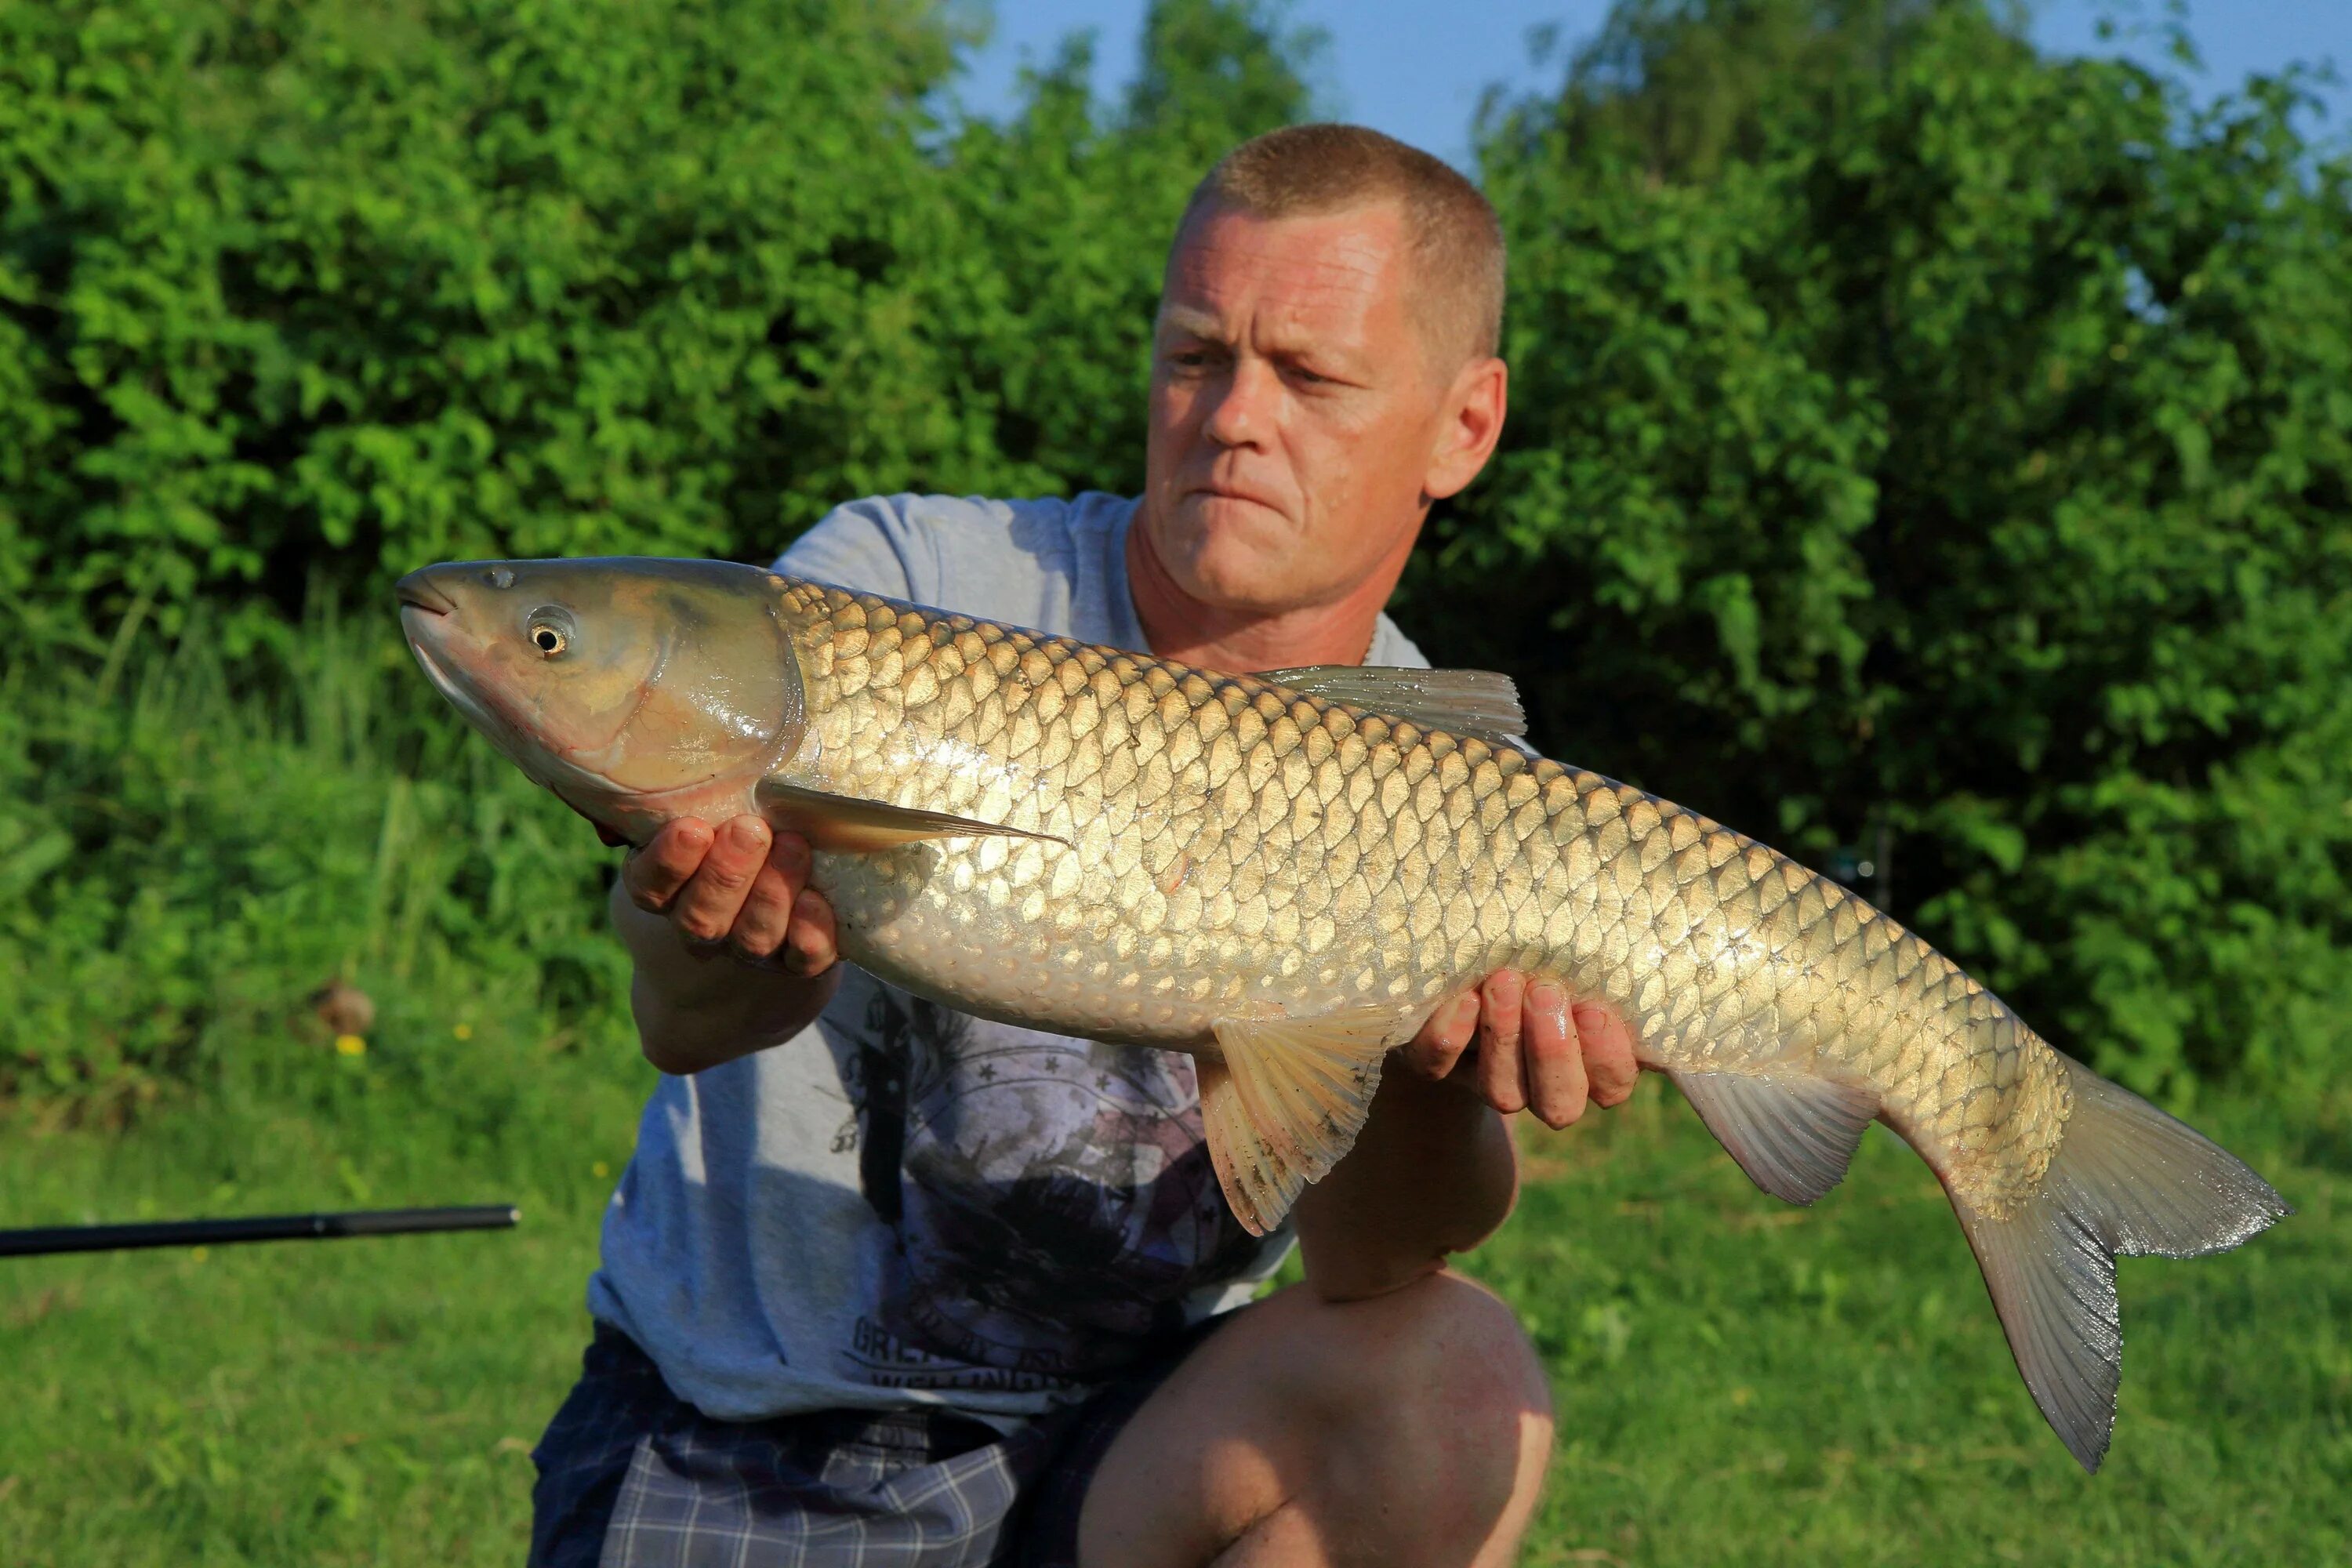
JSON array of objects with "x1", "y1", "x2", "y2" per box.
[
  {"x1": 728, "y1": 817, "x2": 766, "y2": 849},
  {"x1": 1529, "y1": 982, "x2": 1565, "y2": 1018},
  {"x1": 1451, "y1": 993, "x2": 1482, "y2": 1031}
]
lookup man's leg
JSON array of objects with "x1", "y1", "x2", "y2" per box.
[{"x1": 1076, "y1": 1270, "x2": 1554, "y2": 1568}]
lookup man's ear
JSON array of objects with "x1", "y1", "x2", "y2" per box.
[{"x1": 1423, "y1": 355, "x2": 1508, "y2": 503}]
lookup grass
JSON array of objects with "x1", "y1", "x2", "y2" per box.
[{"x1": 2, "y1": 1060, "x2": 2343, "y2": 1566}]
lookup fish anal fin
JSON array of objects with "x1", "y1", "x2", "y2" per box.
[
  {"x1": 1258, "y1": 666, "x2": 1526, "y2": 746},
  {"x1": 757, "y1": 779, "x2": 1069, "y2": 853},
  {"x1": 1673, "y1": 1071, "x2": 1878, "y2": 1206},
  {"x1": 1201, "y1": 1005, "x2": 1408, "y2": 1234}
]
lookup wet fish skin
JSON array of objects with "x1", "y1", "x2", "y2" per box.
[
  {"x1": 775, "y1": 580, "x2": 2064, "y2": 1203},
  {"x1": 396, "y1": 557, "x2": 2288, "y2": 1473}
]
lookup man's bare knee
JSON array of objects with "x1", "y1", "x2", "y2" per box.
[
  {"x1": 1301, "y1": 1272, "x2": 1552, "y2": 1561},
  {"x1": 1079, "y1": 1273, "x2": 1552, "y2": 1568}
]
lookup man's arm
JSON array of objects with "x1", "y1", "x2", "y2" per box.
[
  {"x1": 1294, "y1": 974, "x2": 1639, "y2": 1301},
  {"x1": 612, "y1": 815, "x2": 842, "y2": 1075}
]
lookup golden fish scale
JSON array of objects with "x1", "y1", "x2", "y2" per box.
[{"x1": 778, "y1": 583, "x2": 2071, "y2": 1218}]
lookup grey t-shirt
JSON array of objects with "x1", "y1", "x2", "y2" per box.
[{"x1": 587, "y1": 492, "x2": 1430, "y2": 1425}]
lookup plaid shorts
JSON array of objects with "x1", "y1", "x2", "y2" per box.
[{"x1": 529, "y1": 1320, "x2": 1224, "y2": 1568}]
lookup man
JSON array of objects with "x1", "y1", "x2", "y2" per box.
[{"x1": 532, "y1": 124, "x2": 1639, "y2": 1567}]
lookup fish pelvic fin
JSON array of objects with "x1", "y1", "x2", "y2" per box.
[
  {"x1": 756, "y1": 779, "x2": 1071, "y2": 852},
  {"x1": 1671, "y1": 1070, "x2": 1879, "y2": 1205},
  {"x1": 1956, "y1": 1054, "x2": 2289, "y2": 1474},
  {"x1": 1200, "y1": 1006, "x2": 1414, "y2": 1236}
]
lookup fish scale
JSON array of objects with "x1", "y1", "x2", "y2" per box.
[
  {"x1": 782, "y1": 579, "x2": 2063, "y2": 1215},
  {"x1": 397, "y1": 555, "x2": 2286, "y2": 1473}
]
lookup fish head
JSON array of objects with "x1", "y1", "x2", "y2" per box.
[{"x1": 396, "y1": 557, "x2": 806, "y2": 844}]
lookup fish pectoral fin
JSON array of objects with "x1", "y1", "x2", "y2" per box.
[
  {"x1": 1257, "y1": 666, "x2": 1527, "y2": 746},
  {"x1": 1200, "y1": 1006, "x2": 1412, "y2": 1236},
  {"x1": 1671, "y1": 1070, "x2": 1879, "y2": 1206},
  {"x1": 755, "y1": 780, "x2": 1070, "y2": 853}
]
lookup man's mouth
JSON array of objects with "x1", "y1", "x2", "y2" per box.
[{"x1": 1186, "y1": 482, "x2": 1285, "y2": 514}]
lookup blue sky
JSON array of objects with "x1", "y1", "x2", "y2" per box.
[{"x1": 947, "y1": 1, "x2": 2349, "y2": 168}]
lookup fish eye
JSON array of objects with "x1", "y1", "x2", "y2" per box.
[{"x1": 528, "y1": 619, "x2": 570, "y2": 657}]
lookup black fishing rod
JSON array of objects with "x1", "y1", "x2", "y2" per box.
[{"x1": 0, "y1": 1204, "x2": 521, "y2": 1258}]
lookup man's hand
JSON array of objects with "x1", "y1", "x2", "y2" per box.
[
  {"x1": 611, "y1": 815, "x2": 843, "y2": 1075},
  {"x1": 621, "y1": 815, "x2": 840, "y2": 975},
  {"x1": 1399, "y1": 973, "x2": 1639, "y2": 1128}
]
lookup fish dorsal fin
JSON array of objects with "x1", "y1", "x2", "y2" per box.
[
  {"x1": 1199, "y1": 1005, "x2": 1413, "y2": 1236},
  {"x1": 1672, "y1": 1071, "x2": 1879, "y2": 1206},
  {"x1": 1258, "y1": 666, "x2": 1526, "y2": 746},
  {"x1": 756, "y1": 779, "x2": 1070, "y2": 854}
]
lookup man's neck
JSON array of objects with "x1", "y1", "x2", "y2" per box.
[{"x1": 1125, "y1": 520, "x2": 1414, "y2": 673}]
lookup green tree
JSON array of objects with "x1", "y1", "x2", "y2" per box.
[
  {"x1": 1429, "y1": 0, "x2": 2352, "y2": 1096},
  {"x1": 926, "y1": 0, "x2": 1320, "y2": 504},
  {"x1": 0, "y1": 0, "x2": 991, "y2": 646}
]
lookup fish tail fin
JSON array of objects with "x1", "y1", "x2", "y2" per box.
[{"x1": 1955, "y1": 1054, "x2": 2288, "y2": 1472}]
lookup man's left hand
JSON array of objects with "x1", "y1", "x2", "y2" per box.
[{"x1": 1401, "y1": 974, "x2": 1640, "y2": 1128}]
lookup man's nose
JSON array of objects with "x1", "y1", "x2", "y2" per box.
[{"x1": 1201, "y1": 358, "x2": 1277, "y2": 448}]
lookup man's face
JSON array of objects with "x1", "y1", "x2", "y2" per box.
[{"x1": 1140, "y1": 199, "x2": 1497, "y2": 617}]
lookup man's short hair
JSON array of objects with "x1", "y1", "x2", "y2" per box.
[{"x1": 1179, "y1": 123, "x2": 1506, "y2": 368}]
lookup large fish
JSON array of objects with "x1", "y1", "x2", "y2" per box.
[{"x1": 397, "y1": 556, "x2": 2285, "y2": 1471}]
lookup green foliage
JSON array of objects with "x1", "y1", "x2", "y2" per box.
[
  {"x1": 0, "y1": 0, "x2": 1314, "y2": 1110},
  {"x1": 0, "y1": 601, "x2": 630, "y2": 1117},
  {"x1": 0, "y1": 0, "x2": 972, "y2": 638},
  {"x1": 0, "y1": 0, "x2": 1311, "y2": 652},
  {"x1": 1421, "y1": 0, "x2": 2352, "y2": 1098},
  {"x1": 3, "y1": 0, "x2": 2347, "y2": 1103}
]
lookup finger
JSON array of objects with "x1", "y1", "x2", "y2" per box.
[
  {"x1": 1577, "y1": 1001, "x2": 1642, "y2": 1109},
  {"x1": 1402, "y1": 991, "x2": 1482, "y2": 1080},
  {"x1": 769, "y1": 829, "x2": 813, "y2": 900},
  {"x1": 721, "y1": 830, "x2": 815, "y2": 961},
  {"x1": 671, "y1": 815, "x2": 771, "y2": 944},
  {"x1": 1523, "y1": 982, "x2": 1590, "y2": 1131},
  {"x1": 622, "y1": 818, "x2": 715, "y2": 913},
  {"x1": 726, "y1": 865, "x2": 797, "y2": 961},
  {"x1": 1474, "y1": 970, "x2": 1527, "y2": 1115},
  {"x1": 782, "y1": 889, "x2": 839, "y2": 977}
]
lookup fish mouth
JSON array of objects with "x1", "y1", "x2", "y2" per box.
[{"x1": 395, "y1": 570, "x2": 456, "y2": 616}]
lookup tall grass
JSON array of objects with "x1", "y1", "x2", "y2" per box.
[{"x1": 0, "y1": 603, "x2": 643, "y2": 1147}]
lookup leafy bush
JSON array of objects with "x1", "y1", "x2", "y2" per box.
[
  {"x1": 0, "y1": 604, "x2": 629, "y2": 1120},
  {"x1": 3, "y1": 0, "x2": 2346, "y2": 1105},
  {"x1": 1423, "y1": 0, "x2": 2352, "y2": 1098}
]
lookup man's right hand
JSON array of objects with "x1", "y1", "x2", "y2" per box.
[
  {"x1": 611, "y1": 815, "x2": 843, "y2": 1075},
  {"x1": 622, "y1": 815, "x2": 840, "y2": 975}
]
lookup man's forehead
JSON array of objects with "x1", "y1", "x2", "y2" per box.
[{"x1": 1160, "y1": 201, "x2": 1414, "y2": 333}]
